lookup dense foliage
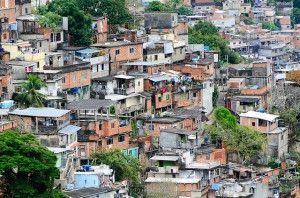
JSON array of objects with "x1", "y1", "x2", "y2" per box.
[
  {"x1": 262, "y1": 22, "x2": 278, "y2": 31},
  {"x1": 37, "y1": 0, "x2": 93, "y2": 46},
  {"x1": 14, "y1": 74, "x2": 46, "y2": 108},
  {"x1": 77, "y1": 0, "x2": 132, "y2": 26},
  {"x1": 37, "y1": 0, "x2": 131, "y2": 45},
  {"x1": 145, "y1": 0, "x2": 193, "y2": 16},
  {"x1": 91, "y1": 149, "x2": 142, "y2": 197},
  {"x1": 0, "y1": 130, "x2": 62, "y2": 197},
  {"x1": 212, "y1": 85, "x2": 219, "y2": 107},
  {"x1": 189, "y1": 21, "x2": 242, "y2": 64},
  {"x1": 279, "y1": 108, "x2": 300, "y2": 145},
  {"x1": 206, "y1": 107, "x2": 266, "y2": 164}
]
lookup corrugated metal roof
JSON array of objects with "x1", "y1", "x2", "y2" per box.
[
  {"x1": 240, "y1": 111, "x2": 279, "y2": 122},
  {"x1": 59, "y1": 125, "x2": 81, "y2": 135},
  {"x1": 145, "y1": 177, "x2": 200, "y2": 184},
  {"x1": 10, "y1": 108, "x2": 70, "y2": 118},
  {"x1": 67, "y1": 99, "x2": 115, "y2": 110}
]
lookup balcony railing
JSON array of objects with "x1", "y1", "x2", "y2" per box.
[
  {"x1": 119, "y1": 103, "x2": 144, "y2": 114},
  {"x1": 114, "y1": 87, "x2": 135, "y2": 95}
]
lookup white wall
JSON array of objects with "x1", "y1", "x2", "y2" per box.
[{"x1": 202, "y1": 80, "x2": 214, "y2": 115}]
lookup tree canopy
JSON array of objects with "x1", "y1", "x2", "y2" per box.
[
  {"x1": 14, "y1": 74, "x2": 46, "y2": 108},
  {"x1": 91, "y1": 149, "x2": 142, "y2": 197},
  {"x1": 262, "y1": 22, "x2": 278, "y2": 31},
  {"x1": 189, "y1": 21, "x2": 242, "y2": 64},
  {"x1": 76, "y1": 0, "x2": 132, "y2": 26},
  {"x1": 206, "y1": 107, "x2": 266, "y2": 164},
  {"x1": 145, "y1": 0, "x2": 193, "y2": 16},
  {"x1": 0, "y1": 130, "x2": 62, "y2": 197}
]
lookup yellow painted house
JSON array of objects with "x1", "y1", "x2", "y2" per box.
[{"x1": 2, "y1": 41, "x2": 45, "y2": 71}]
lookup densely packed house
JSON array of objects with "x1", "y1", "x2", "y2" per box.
[{"x1": 0, "y1": 0, "x2": 299, "y2": 197}]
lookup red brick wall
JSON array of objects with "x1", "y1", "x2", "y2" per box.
[{"x1": 63, "y1": 69, "x2": 91, "y2": 89}]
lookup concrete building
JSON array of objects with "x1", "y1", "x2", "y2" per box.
[{"x1": 240, "y1": 111, "x2": 288, "y2": 160}]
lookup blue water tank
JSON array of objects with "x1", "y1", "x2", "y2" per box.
[{"x1": 82, "y1": 165, "x2": 92, "y2": 172}]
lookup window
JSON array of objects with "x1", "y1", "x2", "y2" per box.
[
  {"x1": 148, "y1": 124, "x2": 154, "y2": 131},
  {"x1": 107, "y1": 137, "x2": 113, "y2": 145},
  {"x1": 193, "y1": 92, "x2": 197, "y2": 97},
  {"x1": 99, "y1": 123, "x2": 102, "y2": 130},
  {"x1": 129, "y1": 47, "x2": 134, "y2": 54},
  {"x1": 138, "y1": 81, "x2": 140, "y2": 86},
  {"x1": 281, "y1": 134, "x2": 284, "y2": 140},
  {"x1": 250, "y1": 187, "x2": 255, "y2": 194},
  {"x1": 62, "y1": 77, "x2": 65, "y2": 83},
  {"x1": 73, "y1": 74, "x2": 77, "y2": 82},
  {"x1": 101, "y1": 64, "x2": 104, "y2": 70},
  {"x1": 252, "y1": 122, "x2": 256, "y2": 126},
  {"x1": 93, "y1": 65, "x2": 98, "y2": 73},
  {"x1": 81, "y1": 71, "x2": 87, "y2": 80},
  {"x1": 98, "y1": 140, "x2": 102, "y2": 147},
  {"x1": 50, "y1": 33, "x2": 54, "y2": 42},
  {"x1": 39, "y1": 42, "x2": 42, "y2": 47},
  {"x1": 166, "y1": 94, "x2": 170, "y2": 100},
  {"x1": 56, "y1": 32, "x2": 61, "y2": 42},
  {"x1": 118, "y1": 134, "x2": 125, "y2": 142},
  {"x1": 158, "y1": 95, "x2": 162, "y2": 102},
  {"x1": 116, "y1": 49, "x2": 120, "y2": 55},
  {"x1": 3, "y1": 33, "x2": 7, "y2": 40},
  {"x1": 111, "y1": 122, "x2": 115, "y2": 128},
  {"x1": 258, "y1": 119, "x2": 267, "y2": 127},
  {"x1": 154, "y1": 55, "x2": 158, "y2": 61},
  {"x1": 25, "y1": 7, "x2": 28, "y2": 14}
]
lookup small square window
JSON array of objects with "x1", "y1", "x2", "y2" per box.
[
  {"x1": 129, "y1": 47, "x2": 134, "y2": 54},
  {"x1": 107, "y1": 137, "x2": 113, "y2": 145},
  {"x1": 166, "y1": 94, "x2": 170, "y2": 100},
  {"x1": 56, "y1": 32, "x2": 61, "y2": 42},
  {"x1": 118, "y1": 134, "x2": 125, "y2": 142},
  {"x1": 252, "y1": 122, "x2": 256, "y2": 126},
  {"x1": 158, "y1": 95, "x2": 162, "y2": 102},
  {"x1": 116, "y1": 49, "x2": 120, "y2": 55}
]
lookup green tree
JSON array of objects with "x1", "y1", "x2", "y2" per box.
[
  {"x1": 15, "y1": 74, "x2": 46, "y2": 108},
  {"x1": 91, "y1": 149, "x2": 142, "y2": 197},
  {"x1": 38, "y1": 11, "x2": 62, "y2": 32},
  {"x1": 262, "y1": 22, "x2": 278, "y2": 31},
  {"x1": 76, "y1": 0, "x2": 132, "y2": 28},
  {"x1": 279, "y1": 108, "x2": 300, "y2": 145},
  {"x1": 177, "y1": 6, "x2": 193, "y2": 15},
  {"x1": 189, "y1": 21, "x2": 242, "y2": 64},
  {"x1": 145, "y1": 1, "x2": 168, "y2": 12},
  {"x1": 212, "y1": 85, "x2": 219, "y2": 107},
  {"x1": 206, "y1": 107, "x2": 266, "y2": 163},
  {"x1": 0, "y1": 130, "x2": 62, "y2": 197},
  {"x1": 37, "y1": 0, "x2": 93, "y2": 46}
]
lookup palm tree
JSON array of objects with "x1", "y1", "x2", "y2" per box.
[{"x1": 15, "y1": 74, "x2": 46, "y2": 108}]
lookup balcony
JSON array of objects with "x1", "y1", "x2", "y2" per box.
[
  {"x1": 157, "y1": 166, "x2": 179, "y2": 174},
  {"x1": 0, "y1": 121, "x2": 15, "y2": 132},
  {"x1": 114, "y1": 87, "x2": 135, "y2": 95},
  {"x1": 119, "y1": 103, "x2": 144, "y2": 114},
  {"x1": 31, "y1": 121, "x2": 69, "y2": 134}
]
